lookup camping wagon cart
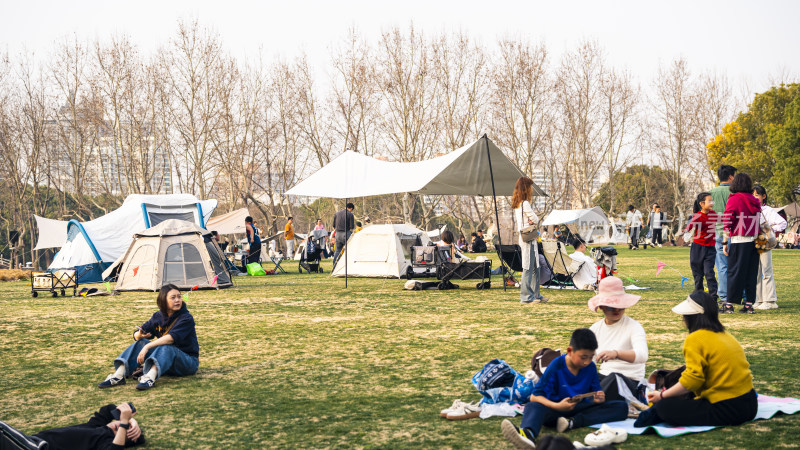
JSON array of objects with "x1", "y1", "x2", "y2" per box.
[{"x1": 30, "y1": 269, "x2": 78, "y2": 297}]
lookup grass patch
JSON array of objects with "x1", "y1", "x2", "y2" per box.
[{"x1": 1, "y1": 247, "x2": 799, "y2": 448}]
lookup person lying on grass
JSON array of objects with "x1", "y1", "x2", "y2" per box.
[
  {"x1": 501, "y1": 328, "x2": 628, "y2": 449},
  {"x1": 588, "y1": 276, "x2": 649, "y2": 403},
  {"x1": 98, "y1": 283, "x2": 199, "y2": 391},
  {"x1": 20, "y1": 402, "x2": 145, "y2": 449},
  {"x1": 635, "y1": 290, "x2": 757, "y2": 427}
]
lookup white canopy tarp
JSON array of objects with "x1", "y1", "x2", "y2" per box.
[
  {"x1": 286, "y1": 136, "x2": 546, "y2": 198},
  {"x1": 542, "y1": 207, "x2": 611, "y2": 243},
  {"x1": 206, "y1": 207, "x2": 250, "y2": 235},
  {"x1": 33, "y1": 215, "x2": 69, "y2": 250}
]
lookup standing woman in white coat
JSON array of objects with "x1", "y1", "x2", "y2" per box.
[
  {"x1": 752, "y1": 185, "x2": 787, "y2": 310},
  {"x1": 512, "y1": 177, "x2": 546, "y2": 304}
]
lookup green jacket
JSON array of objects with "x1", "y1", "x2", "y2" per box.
[{"x1": 710, "y1": 183, "x2": 731, "y2": 234}]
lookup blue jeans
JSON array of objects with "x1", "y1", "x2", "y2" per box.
[
  {"x1": 520, "y1": 400, "x2": 628, "y2": 437},
  {"x1": 715, "y1": 235, "x2": 728, "y2": 300},
  {"x1": 520, "y1": 244, "x2": 541, "y2": 302},
  {"x1": 114, "y1": 339, "x2": 199, "y2": 380}
]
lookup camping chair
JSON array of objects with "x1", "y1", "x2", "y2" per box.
[
  {"x1": 496, "y1": 244, "x2": 522, "y2": 288},
  {"x1": 0, "y1": 420, "x2": 47, "y2": 449},
  {"x1": 541, "y1": 240, "x2": 583, "y2": 289},
  {"x1": 436, "y1": 247, "x2": 492, "y2": 290}
]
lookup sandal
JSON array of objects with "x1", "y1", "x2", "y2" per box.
[
  {"x1": 719, "y1": 302, "x2": 735, "y2": 314},
  {"x1": 739, "y1": 302, "x2": 755, "y2": 314}
]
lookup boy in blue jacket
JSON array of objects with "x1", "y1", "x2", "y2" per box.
[{"x1": 501, "y1": 328, "x2": 628, "y2": 448}]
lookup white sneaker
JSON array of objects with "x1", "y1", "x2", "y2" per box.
[
  {"x1": 440, "y1": 399, "x2": 469, "y2": 418},
  {"x1": 446, "y1": 402, "x2": 482, "y2": 420},
  {"x1": 556, "y1": 416, "x2": 573, "y2": 433},
  {"x1": 755, "y1": 303, "x2": 778, "y2": 310},
  {"x1": 585, "y1": 424, "x2": 627, "y2": 446}
]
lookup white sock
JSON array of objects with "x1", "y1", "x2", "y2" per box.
[
  {"x1": 113, "y1": 365, "x2": 126, "y2": 379},
  {"x1": 143, "y1": 366, "x2": 158, "y2": 381}
]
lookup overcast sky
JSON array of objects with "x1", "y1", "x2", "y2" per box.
[{"x1": 2, "y1": 0, "x2": 798, "y2": 98}]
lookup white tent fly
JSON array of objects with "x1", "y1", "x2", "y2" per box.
[
  {"x1": 206, "y1": 207, "x2": 251, "y2": 235},
  {"x1": 286, "y1": 136, "x2": 546, "y2": 198},
  {"x1": 330, "y1": 224, "x2": 431, "y2": 278},
  {"x1": 47, "y1": 194, "x2": 217, "y2": 283},
  {"x1": 542, "y1": 207, "x2": 611, "y2": 243}
]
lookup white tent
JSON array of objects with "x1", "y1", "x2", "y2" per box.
[
  {"x1": 330, "y1": 224, "x2": 431, "y2": 278},
  {"x1": 48, "y1": 194, "x2": 217, "y2": 283},
  {"x1": 206, "y1": 207, "x2": 251, "y2": 235},
  {"x1": 286, "y1": 136, "x2": 546, "y2": 198},
  {"x1": 542, "y1": 207, "x2": 611, "y2": 243},
  {"x1": 102, "y1": 219, "x2": 233, "y2": 291}
]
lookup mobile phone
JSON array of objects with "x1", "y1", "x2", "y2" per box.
[{"x1": 111, "y1": 402, "x2": 136, "y2": 420}]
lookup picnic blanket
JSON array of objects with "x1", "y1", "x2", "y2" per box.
[{"x1": 589, "y1": 395, "x2": 800, "y2": 437}]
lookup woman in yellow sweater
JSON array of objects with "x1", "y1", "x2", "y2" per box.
[{"x1": 637, "y1": 290, "x2": 757, "y2": 427}]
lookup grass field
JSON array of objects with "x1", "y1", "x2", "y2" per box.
[{"x1": 1, "y1": 246, "x2": 799, "y2": 449}]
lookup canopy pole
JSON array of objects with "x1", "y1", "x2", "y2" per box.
[
  {"x1": 484, "y1": 134, "x2": 505, "y2": 292},
  {"x1": 345, "y1": 197, "x2": 348, "y2": 288}
]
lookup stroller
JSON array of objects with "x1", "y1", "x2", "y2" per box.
[
  {"x1": 592, "y1": 246, "x2": 618, "y2": 281},
  {"x1": 299, "y1": 229, "x2": 327, "y2": 274}
]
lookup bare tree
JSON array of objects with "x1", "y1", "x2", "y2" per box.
[
  {"x1": 159, "y1": 19, "x2": 225, "y2": 198},
  {"x1": 376, "y1": 25, "x2": 440, "y2": 223},
  {"x1": 651, "y1": 58, "x2": 698, "y2": 230},
  {"x1": 600, "y1": 68, "x2": 641, "y2": 214}
]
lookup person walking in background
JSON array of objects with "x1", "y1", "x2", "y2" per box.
[
  {"x1": 512, "y1": 176, "x2": 546, "y2": 304},
  {"x1": 331, "y1": 202, "x2": 355, "y2": 266},
  {"x1": 710, "y1": 164, "x2": 736, "y2": 303},
  {"x1": 314, "y1": 219, "x2": 325, "y2": 231},
  {"x1": 722, "y1": 173, "x2": 761, "y2": 314},
  {"x1": 242, "y1": 216, "x2": 261, "y2": 271},
  {"x1": 752, "y1": 185, "x2": 787, "y2": 310},
  {"x1": 685, "y1": 192, "x2": 719, "y2": 303},
  {"x1": 284, "y1": 217, "x2": 295, "y2": 258},
  {"x1": 625, "y1": 205, "x2": 643, "y2": 250},
  {"x1": 648, "y1": 205, "x2": 665, "y2": 247}
]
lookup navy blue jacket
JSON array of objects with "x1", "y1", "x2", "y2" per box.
[
  {"x1": 532, "y1": 355, "x2": 601, "y2": 403},
  {"x1": 140, "y1": 303, "x2": 199, "y2": 357}
]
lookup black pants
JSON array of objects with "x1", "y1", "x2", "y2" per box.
[
  {"x1": 599, "y1": 373, "x2": 645, "y2": 403},
  {"x1": 645, "y1": 389, "x2": 757, "y2": 427},
  {"x1": 690, "y1": 244, "x2": 718, "y2": 298},
  {"x1": 653, "y1": 228, "x2": 662, "y2": 244},
  {"x1": 629, "y1": 227, "x2": 640, "y2": 248},
  {"x1": 242, "y1": 248, "x2": 261, "y2": 272},
  {"x1": 727, "y1": 241, "x2": 759, "y2": 305}
]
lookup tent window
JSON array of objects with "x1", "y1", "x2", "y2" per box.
[
  {"x1": 164, "y1": 243, "x2": 207, "y2": 285},
  {"x1": 149, "y1": 211, "x2": 196, "y2": 227}
]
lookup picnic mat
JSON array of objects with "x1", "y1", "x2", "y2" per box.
[{"x1": 589, "y1": 395, "x2": 800, "y2": 437}]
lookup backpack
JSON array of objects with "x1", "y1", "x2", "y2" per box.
[{"x1": 531, "y1": 348, "x2": 562, "y2": 379}]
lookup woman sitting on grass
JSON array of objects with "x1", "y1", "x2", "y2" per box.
[
  {"x1": 588, "y1": 276, "x2": 648, "y2": 403},
  {"x1": 635, "y1": 290, "x2": 757, "y2": 427},
  {"x1": 98, "y1": 284, "x2": 199, "y2": 391}
]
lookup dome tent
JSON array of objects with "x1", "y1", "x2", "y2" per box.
[
  {"x1": 331, "y1": 224, "x2": 431, "y2": 278},
  {"x1": 102, "y1": 219, "x2": 232, "y2": 291},
  {"x1": 47, "y1": 194, "x2": 217, "y2": 283}
]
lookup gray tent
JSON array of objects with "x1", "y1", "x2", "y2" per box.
[{"x1": 103, "y1": 219, "x2": 233, "y2": 291}]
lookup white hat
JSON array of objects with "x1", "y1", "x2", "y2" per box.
[{"x1": 672, "y1": 295, "x2": 705, "y2": 315}]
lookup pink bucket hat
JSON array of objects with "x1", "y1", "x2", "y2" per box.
[{"x1": 588, "y1": 276, "x2": 641, "y2": 312}]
